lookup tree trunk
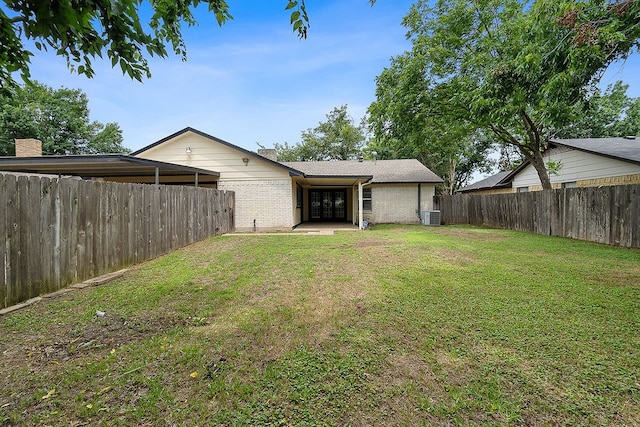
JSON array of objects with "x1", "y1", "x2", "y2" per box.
[
  {"x1": 447, "y1": 158, "x2": 457, "y2": 195},
  {"x1": 528, "y1": 149, "x2": 553, "y2": 190},
  {"x1": 488, "y1": 120, "x2": 552, "y2": 189}
]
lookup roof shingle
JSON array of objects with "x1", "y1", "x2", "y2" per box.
[
  {"x1": 280, "y1": 159, "x2": 443, "y2": 183},
  {"x1": 553, "y1": 137, "x2": 640, "y2": 164}
]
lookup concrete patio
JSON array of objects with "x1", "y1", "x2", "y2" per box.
[{"x1": 229, "y1": 222, "x2": 361, "y2": 236}]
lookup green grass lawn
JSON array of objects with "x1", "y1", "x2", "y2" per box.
[{"x1": 1, "y1": 225, "x2": 639, "y2": 426}]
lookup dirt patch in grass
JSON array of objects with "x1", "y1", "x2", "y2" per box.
[
  {"x1": 2, "y1": 227, "x2": 639, "y2": 426},
  {"x1": 358, "y1": 352, "x2": 444, "y2": 425},
  {"x1": 587, "y1": 267, "x2": 640, "y2": 287},
  {"x1": 433, "y1": 226, "x2": 509, "y2": 242},
  {"x1": 338, "y1": 237, "x2": 390, "y2": 248},
  {"x1": 2, "y1": 308, "x2": 186, "y2": 371}
]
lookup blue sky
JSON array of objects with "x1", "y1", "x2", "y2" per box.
[
  {"x1": 20, "y1": 0, "x2": 640, "y2": 154},
  {"x1": 25, "y1": 0, "x2": 416, "y2": 152}
]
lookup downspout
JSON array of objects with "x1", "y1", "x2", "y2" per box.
[
  {"x1": 417, "y1": 183, "x2": 421, "y2": 221},
  {"x1": 358, "y1": 180, "x2": 373, "y2": 230},
  {"x1": 358, "y1": 181, "x2": 363, "y2": 229}
]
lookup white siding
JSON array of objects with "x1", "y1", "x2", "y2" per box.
[
  {"x1": 218, "y1": 179, "x2": 294, "y2": 231},
  {"x1": 135, "y1": 130, "x2": 296, "y2": 231},
  {"x1": 513, "y1": 146, "x2": 640, "y2": 188},
  {"x1": 136, "y1": 132, "x2": 291, "y2": 181},
  {"x1": 364, "y1": 184, "x2": 436, "y2": 224}
]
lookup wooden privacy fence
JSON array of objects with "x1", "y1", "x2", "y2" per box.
[
  {"x1": 1, "y1": 173, "x2": 234, "y2": 309},
  {"x1": 435, "y1": 184, "x2": 640, "y2": 248}
]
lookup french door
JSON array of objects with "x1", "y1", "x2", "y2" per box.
[{"x1": 310, "y1": 190, "x2": 346, "y2": 221}]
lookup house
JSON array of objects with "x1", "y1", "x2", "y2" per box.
[
  {"x1": 133, "y1": 127, "x2": 443, "y2": 231},
  {"x1": 459, "y1": 137, "x2": 640, "y2": 194},
  {"x1": 456, "y1": 170, "x2": 512, "y2": 195}
]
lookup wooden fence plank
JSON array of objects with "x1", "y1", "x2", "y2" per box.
[
  {"x1": 0, "y1": 174, "x2": 9, "y2": 307},
  {"x1": 15, "y1": 176, "x2": 29, "y2": 303},
  {"x1": 633, "y1": 185, "x2": 640, "y2": 248},
  {"x1": 439, "y1": 185, "x2": 639, "y2": 249},
  {"x1": 62, "y1": 179, "x2": 78, "y2": 285},
  {"x1": 38, "y1": 177, "x2": 52, "y2": 293},
  {"x1": 1, "y1": 174, "x2": 234, "y2": 309}
]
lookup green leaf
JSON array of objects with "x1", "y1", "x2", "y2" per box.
[
  {"x1": 290, "y1": 10, "x2": 300, "y2": 25},
  {"x1": 0, "y1": 0, "x2": 319, "y2": 88}
]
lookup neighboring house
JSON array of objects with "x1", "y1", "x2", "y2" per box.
[
  {"x1": 133, "y1": 127, "x2": 443, "y2": 231},
  {"x1": 456, "y1": 170, "x2": 512, "y2": 195},
  {"x1": 459, "y1": 137, "x2": 640, "y2": 194}
]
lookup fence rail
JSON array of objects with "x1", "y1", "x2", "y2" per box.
[
  {"x1": 1, "y1": 174, "x2": 234, "y2": 309},
  {"x1": 435, "y1": 185, "x2": 639, "y2": 248}
]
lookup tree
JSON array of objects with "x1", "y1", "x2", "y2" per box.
[
  {"x1": 0, "y1": 81, "x2": 128, "y2": 155},
  {"x1": 274, "y1": 105, "x2": 367, "y2": 161},
  {"x1": 368, "y1": 52, "x2": 495, "y2": 193},
  {"x1": 555, "y1": 81, "x2": 640, "y2": 138},
  {"x1": 370, "y1": 0, "x2": 640, "y2": 190},
  {"x1": 0, "y1": 0, "x2": 314, "y2": 93}
]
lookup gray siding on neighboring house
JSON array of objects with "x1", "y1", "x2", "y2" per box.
[{"x1": 513, "y1": 145, "x2": 640, "y2": 189}]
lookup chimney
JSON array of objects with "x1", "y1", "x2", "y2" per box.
[
  {"x1": 258, "y1": 148, "x2": 278, "y2": 161},
  {"x1": 15, "y1": 138, "x2": 42, "y2": 157}
]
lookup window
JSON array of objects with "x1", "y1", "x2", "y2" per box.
[
  {"x1": 296, "y1": 185, "x2": 303, "y2": 208},
  {"x1": 362, "y1": 187, "x2": 372, "y2": 212},
  {"x1": 517, "y1": 187, "x2": 529, "y2": 193},
  {"x1": 562, "y1": 181, "x2": 577, "y2": 189}
]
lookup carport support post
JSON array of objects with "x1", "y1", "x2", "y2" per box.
[{"x1": 358, "y1": 181, "x2": 364, "y2": 230}]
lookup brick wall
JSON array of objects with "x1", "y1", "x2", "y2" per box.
[
  {"x1": 364, "y1": 184, "x2": 435, "y2": 224},
  {"x1": 577, "y1": 173, "x2": 640, "y2": 187},
  {"x1": 15, "y1": 138, "x2": 42, "y2": 157},
  {"x1": 218, "y1": 179, "x2": 293, "y2": 231},
  {"x1": 524, "y1": 173, "x2": 640, "y2": 192}
]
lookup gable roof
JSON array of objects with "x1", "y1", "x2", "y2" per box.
[
  {"x1": 281, "y1": 159, "x2": 443, "y2": 183},
  {"x1": 132, "y1": 127, "x2": 304, "y2": 177},
  {"x1": 133, "y1": 127, "x2": 444, "y2": 182},
  {"x1": 458, "y1": 170, "x2": 512, "y2": 193},
  {"x1": 551, "y1": 137, "x2": 640, "y2": 165}
]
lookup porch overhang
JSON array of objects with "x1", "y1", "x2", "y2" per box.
[
  {"x1": 0, "y1": 154, "x2": 220, "y2": 186},
  {"x1": 295, "y1": 175, "x2": 373, "y2": 187}
]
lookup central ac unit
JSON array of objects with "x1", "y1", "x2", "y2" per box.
[{"x1": 421, "y1": 210, "x2": 441, "y2": 226}]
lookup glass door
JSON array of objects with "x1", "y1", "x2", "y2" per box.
[
  {"x1": 311, "y1": 191, "x2": 322, "y2": 219},
  {"x1": 309, "y1": 190, "x2": 346, "y2": 221}
]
